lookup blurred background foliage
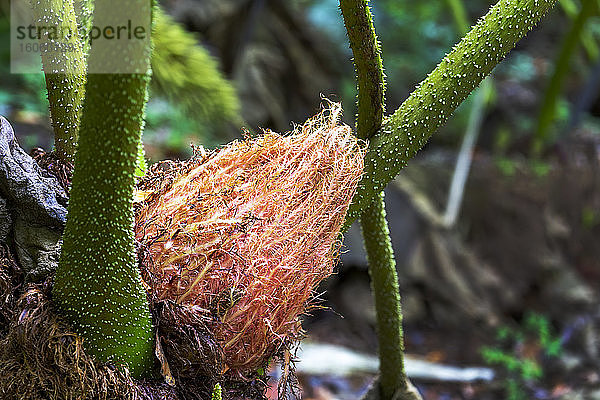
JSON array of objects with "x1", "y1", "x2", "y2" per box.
[{"x1": 2, "y1": 0, "x2": 600, "y2": 163}]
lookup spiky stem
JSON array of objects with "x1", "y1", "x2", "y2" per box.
[
  {"x1": 339, "y1": 0, "x2": 385, "y2": 141},
  {"x1": 344, "y1": 0, "x2": 558, "y2": 227},
  {"x1": 361, "y1": 192, "x2": 420, "y2": 400},
  {"x1": 52, "y1": 0, "x2": 155, "y2": 378},
  {"x1": 341, "y1": 1, "x2": 419, "y2": 399},
  {"x1": 532, "y1": 0, "x2": 597, "y2": 157},
  {"x1": 30, "y1": 0, "x2": 87, "y2": 163}
]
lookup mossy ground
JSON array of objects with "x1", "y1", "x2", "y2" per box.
[{"x1": 0, "y1": 246, "x2": 269, "y2": 400}]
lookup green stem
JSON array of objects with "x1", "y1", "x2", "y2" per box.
[
  {"x1": 343, "y1": 0, "x2": 558, "y2": 229},
  {"x1": 361, "y1": 192, "x2": 416, "y2": 400},
  {"x1": 73, "y1": 0, "x2": 94, "y2": 55},
  {"x1": 532, "y1": 0, "x2": 597, "y2": 157},
  {"x1": 340, "y1": 1, "x2": 419, "y2": 399},
  {"x1": 53, "y1": 0, "x2": 155, "y2": 378},
  {"x1": 339, "y1": 0, "x2": 385, "y2": 140},
  {"x1": 31, "y1": 0, "x2": 87, "y2": 163}
]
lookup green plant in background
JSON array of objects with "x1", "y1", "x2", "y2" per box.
[
  {"x1": 144, "y1": 99, "x2": 198, "y2": 152},
  {"x1": 151, "y1": 8, "x2": 242, "y2": 146},
  {"x1": 533, "y1": 0, "x2": 599, "y2": 157},
  {"x1": 0, "y1": 74, "x2": 48, "y2": 116},
  {"x1": 376, "y1": 1, "x2": 457, "y2": 106},
  {"x1": 582, "y1": 205, "x2": 600, "y2": 228},
  {"x1": 559, "y1": 0, "x2": 600, "y2": 59},
  {"x1": 0, "y1": 13, "x2": 52, "y2": 117},
  {"x1": 481, "y1": 312, "x2": 562, "y2": 400},
  {"x1": 27, "y1": 0, "x2": 558, "y2": 389}
]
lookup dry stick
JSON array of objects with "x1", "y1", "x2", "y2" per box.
[
  {"x1": 344, "y1": 0, "x2": 559, "y2": 229},
  {"x1": 442, "y1": 0, "x2": 495, "y2": 228},
  {"x1": 442, "y1": 79, "x2": 491, "y2": 227},
  {"x1": 340, "y1": 1, "x2": 420, "y2": 399}
]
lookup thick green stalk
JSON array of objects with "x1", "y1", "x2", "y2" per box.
[
  {"x1": 53, "y1": 0, "x2": 155, "y2": 378},
  {"x1": 340, "y1": 1, "x2": 419, "y2": 399},
  {"x1": 532, "y1": 0, "x2": 597, "y2": 157},
  {"x1": 31, "y1": 0, "x2": 86, "y2": 163},
  {"x1": 361, "y1": 192, "x2": 418, "y2": 400},
  {"x1": 73, "y1": 0, "x2": 94, "y2": 55},
  {"x1": 343, "y1": 0, "x2": 558, "y2": 228}
]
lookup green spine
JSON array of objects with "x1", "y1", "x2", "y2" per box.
[
  {"x1": 361, "y1": 192, "x2": 416, "y2": 400},
  {"x1": 52, "y1": 0, "x2": 155, "y2": 378},
  {"x1": 31, "y1": 0, "x2": 87, "y2": 162},
  {"x1": 344, "y1": 0, "x2": 558, "y2": 228}
]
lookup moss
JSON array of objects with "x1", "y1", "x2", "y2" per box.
[
  {"x1": 52, "y1": 0, "x2": 155, "y2": 378},
  {"x1": 211, "y1": 383, "x2": 222, "y2": 400},
  {"x1": 151, "y1": 8, "x2": 241, "y2": 141}
]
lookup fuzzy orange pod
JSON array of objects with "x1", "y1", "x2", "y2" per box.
[{"x1": 135, "y1": 103, "x2": 365, "y2": 373}]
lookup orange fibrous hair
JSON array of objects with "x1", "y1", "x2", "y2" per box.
[{"x1": 135, "y1": 104, "x2": 366, "y2": 372}]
